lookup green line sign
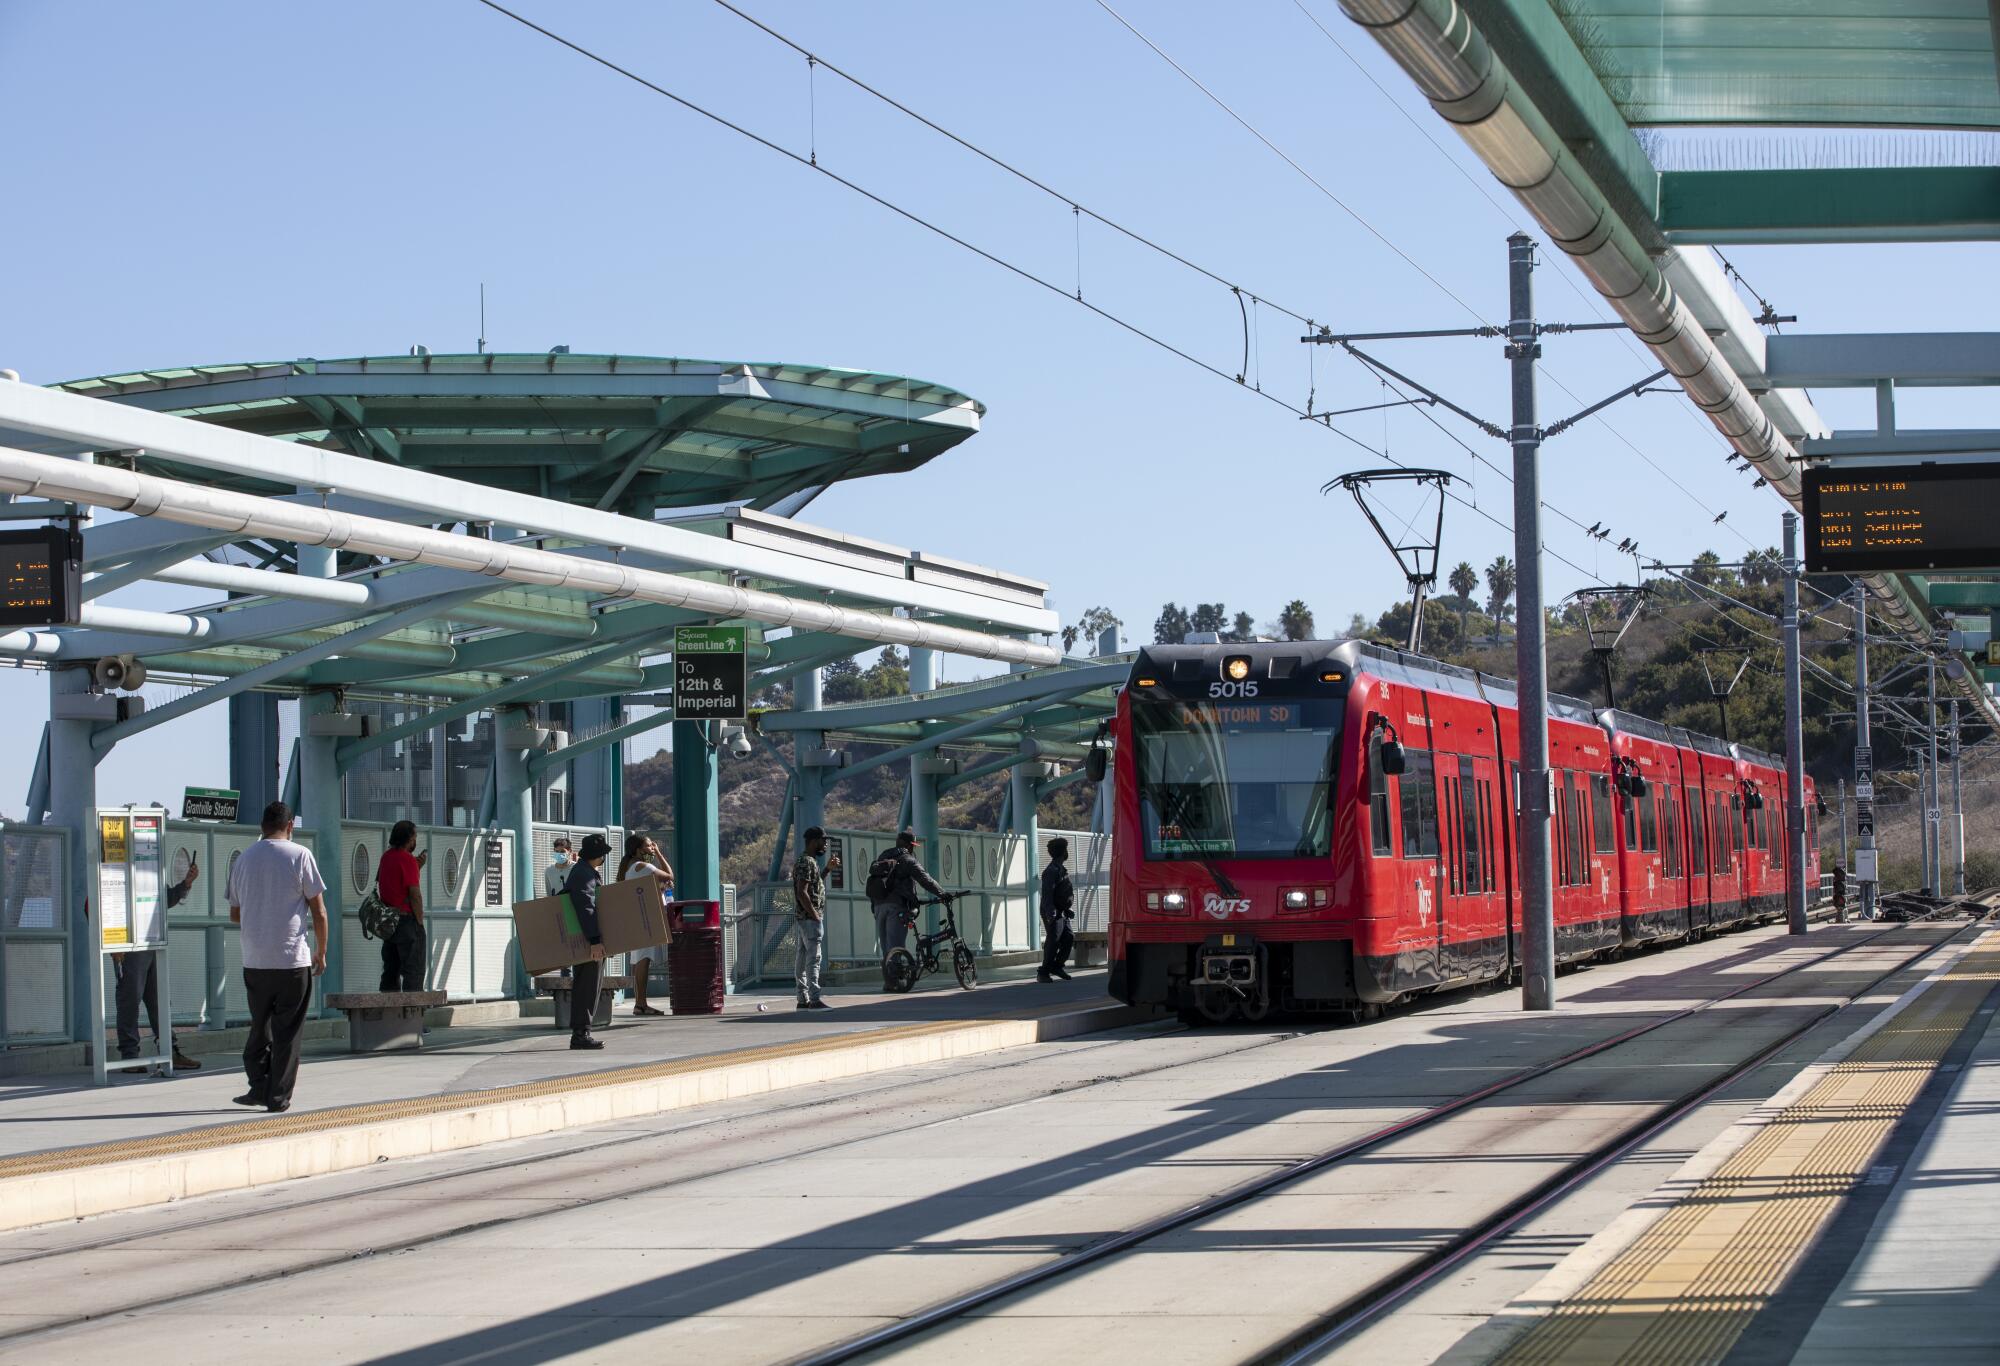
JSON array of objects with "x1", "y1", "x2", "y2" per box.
[{"x1": 673, "y1": 626, "x2": 746, "y2": 721}]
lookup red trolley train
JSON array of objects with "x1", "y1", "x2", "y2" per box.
[{"x1": 1107, "y1": 640, "x2": 1818, "y2": 1023}]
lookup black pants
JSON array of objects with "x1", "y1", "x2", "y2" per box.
[
  {"x1": 570, "y1": 957, "x2": 600, "y2": 1037},
  {"x1": 243, "y1": 967, "x2": 313, "y2": 1106},
  {"x1": 114, "y1": 950, "x2": 162, "y2": 1059},
  {"x1": 379, "y1": 917, "x2": 427, "y2": 992},
  {"x1": 1040, "y1": 917, "x2": 1074, "y2": 975}
]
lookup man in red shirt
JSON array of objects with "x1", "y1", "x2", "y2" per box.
[{"x1": 377, "y1": 820, "x2": 428, "y2": 992}]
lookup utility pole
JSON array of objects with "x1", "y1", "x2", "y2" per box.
[
  {"x1": 1950, "y1": 700, "x2": 1965, "y2": 896},
  {"x1": 1927, "y1": 652, "x2": 1941, "y2": 896},
  {"x1": 1853, "y1": 590, "x2": 1877, "y2": 919},
  {"x1": 1781, "y1": 513, "x2": 1808, "y2": 935},
  {"x1": 1508, "y1": 233, "x2": 1555, "y2": 1011}
]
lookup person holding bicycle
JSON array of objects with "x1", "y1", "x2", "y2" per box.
[{"x1": 876, "y1": 830, "x2": 950, "y2": 985}]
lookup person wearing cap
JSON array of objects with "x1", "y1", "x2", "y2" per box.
[
  {"x1": 562, "y1": 833, "x2": 612, "y2": 1050},
  {"x1": 880, "y1": 829, "x2": 947, "y2": 973},
  {"x1": 1038, "y1": 837, "x2": 1076, "y2": 982},
  {"x1": 790, "y1": 827, "x2": 838, "y2": 1010}
]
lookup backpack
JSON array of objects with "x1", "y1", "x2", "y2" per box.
[
  {"x1": 358, "y1": 886, "x2": 402, "y2": 941},
  {"x1": 864, "y1": 852, "x2": 898, "y2": 903}
]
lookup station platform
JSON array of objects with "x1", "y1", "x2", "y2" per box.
[
  {"x1": 1449, "y1": 922, "x2": 2000, "y2": 1365},
  {"x1": 0, "y1": 966, "x2": 1142, "y2": 1233}
]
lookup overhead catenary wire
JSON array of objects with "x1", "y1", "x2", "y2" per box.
[
  {"x1": 720, "y1": 0, "x2": 1745, "y2": 566},
  {"x1": 471, "y1": 0, "x2": 1625, "y2": 589}
]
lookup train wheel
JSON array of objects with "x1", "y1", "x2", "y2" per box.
[
  {"x1": 1197, "y1": 992, "x2": 1238, "y2": 1025},
  {"x1": 1346, "y1": 1002, "x2": 1383, "y2": 1025}
]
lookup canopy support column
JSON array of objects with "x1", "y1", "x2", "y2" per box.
[
  {"x1": 299, "y1": 688, "x2": 344, "y2": 1003},
  {"x1": 50, "y1": 667, "x2": 100, "y2": 1043},
  {"x1": 1011, "y1": 737, "x2": 1040, "y2": 951},
  {"x1": 496, "y1": 707, "x2": 536, "y2": 999},
  {"x1": 674, "y1": 721, "x2": 720, "y2": 902}
]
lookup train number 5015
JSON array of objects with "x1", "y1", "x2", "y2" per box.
[{"x1": 1208, "y1": 680, "x2": 1259, "y2": 699}]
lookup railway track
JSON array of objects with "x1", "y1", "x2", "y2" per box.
[{"x1": 791, "y1": 901, "x2": 1995, "y2": 1366}]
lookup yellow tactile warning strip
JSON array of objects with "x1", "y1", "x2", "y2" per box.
[
  {"x1": 0, "y1": 1001, "x2": 1100, "y2": 1182},
  {"x1": 1494, "y1": 934, "x2": 2000, "y2": 1366}
]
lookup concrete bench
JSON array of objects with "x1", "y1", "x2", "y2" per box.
[
  {"x1": 1072, "y1": 931, "x2": 1108, "y2": 968},
  {"x1": 324, "y1": 992, "x2": 447, "y2": 1053},
  {"x1": 533, "y1": 974, "x2": 634, "y2": 1030}
]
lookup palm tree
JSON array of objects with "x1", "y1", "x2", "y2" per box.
[
  {"x1": 1485, "y1": 556, "x2": 1516, "y2": 626},
  {"x1": 1449, "y1": 560, "x2": 1478, "y2": 639},
  {"x1": 1279, "y1": 599, "x2": 1315, "y2": 641}
]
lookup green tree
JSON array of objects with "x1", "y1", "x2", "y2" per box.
[
  {"x1": 857, "y1": 646, "x2": 909, "y2": 699},
  {"x1": 1190, "y1": 603, "x2": 1229, "y2": 637},
  {"x1": 1227, "y1": 610, "x2": 1256, "y2": 643},
  {"x1": 1279, "y1": 599, "x2": 1315, "y2": 641},
  {"x1": 820, "y1": 656, "x2": 864, "y2": 703},
  {"x1": 1449, "y1": 560, "x2": 1479, "y2": 638},
  {"x1": 1078, "y1": 605, "x2": 1123, "y2": 654},
  {"x1": 1153, "y1": 602, "x2": 1192, "y2": 645},
  {"x1": 1485, "y1": 556, "x2": 1516, "y2": 624},
  {"x1": 1740, "y1": 547, "x2": 1782, "y2": 587},
  {"x1": 1689, "y1": 549, "x2": 1724, "y2": 586}
]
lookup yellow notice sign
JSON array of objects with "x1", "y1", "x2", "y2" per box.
[{"x1": 100, "y1": 814, "x2": 128, "y2": 864}]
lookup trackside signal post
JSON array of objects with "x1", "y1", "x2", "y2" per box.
[{"x1": 1782, "y1": 513, "x2": 1808, "y2": 935}]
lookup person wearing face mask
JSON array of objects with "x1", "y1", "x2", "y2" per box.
[{"x1": 544, "y1": 837, "x2": 574, "y2": 897}]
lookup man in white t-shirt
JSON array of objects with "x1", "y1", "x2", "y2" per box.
[{"x1": 226, "y1": 801, "x2": 329, "y2": 1113}]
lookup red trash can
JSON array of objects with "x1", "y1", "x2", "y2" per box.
[{"x1": 666, "y1": 901, "x2": 724, "y2": 1015}]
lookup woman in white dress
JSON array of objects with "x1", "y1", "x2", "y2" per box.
[{"x1": 616, "y1": 834, "x2": 675, "y2": 1016}]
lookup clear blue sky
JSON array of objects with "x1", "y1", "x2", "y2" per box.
[{"x1": 1, "y1": 0, "x2": 1990, "y2": 808}]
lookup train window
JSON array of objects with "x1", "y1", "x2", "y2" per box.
[
  {"x1": 1687, "y1": 787, "x2": 1707, "y2": 873},
  {"x1": 1713, "y1": 792, "x2": 1731, "y2": 874},
  {"x1": 1477, "y1": 779, "x2": 1497, "y2": 892},
  {"x1": 1622, "y1": 792, "x2": 1638, "y2": 850},
  {"x1": 1400, "y1": 751, "x2": 1438, "y2": 858},
  {"x1": 1553, "y1": 784, "x2": 1569, "y2": 886},
  {"x1": 1444, "y1": 773, "x2": 1463, "y2": 894},
  {"x1": 1368, "y1": 741, "x2": 1394, "y2": 856},
  {"x1": 1640, "y1": 790, "x2": 1659, "y2": 852},
  {"x1": 1458, "y1": 757, "x2": 1479, "y2": 893},
  {"x1": 1589, "y1": 775, "x2": 1615, "y2": 854},
  {"x1": 1664, "y1": 792, "x2": 1682, "y2": 879}
]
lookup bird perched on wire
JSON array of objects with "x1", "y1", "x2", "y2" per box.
[
  {"x1": 1713, "y1": 511, "x2": 1728, "y2": 524},
  {"x1": 1587, "y1": 521, "x2": 1602, "y2": 536}
]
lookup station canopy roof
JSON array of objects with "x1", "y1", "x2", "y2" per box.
[
  {"x1": 1538, "y1": 1, "x2": 2000, "y2": 128},
  {"x1": 52, "y1": 353, "x2": 984, "y2": 511}
]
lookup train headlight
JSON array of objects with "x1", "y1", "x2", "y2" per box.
[
  {"x1": 1280, "y1": 886, "x2": 1330, "y2": 915},
  {"x1": 1225, "y1": 657, "x2": 1251, "y2": 682},
  {"x1": 1148, "y1": 889, "x2": 1190, "y2": 915}
]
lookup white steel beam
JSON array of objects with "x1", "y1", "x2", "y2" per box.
[
  {"x1": 0, "y1": 382, "x2": 1054, "y2": 634},
  {"x1": 0, "y1": 443, "x2": 1058, "y2": 667}
]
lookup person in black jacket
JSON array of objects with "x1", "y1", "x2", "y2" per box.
[
  {"x1": 563, "y1": 833, "x2": 612, "y2": 1050},
  {"x1": 1038, "y1": 838, "x2": 1075, "y2": 983},
  {"x1": 878, "y1": 830, "x2": 949, "y2": 983},
  {"x1": 115, "y1": 856, "x2": 203, "y2": 1069}
]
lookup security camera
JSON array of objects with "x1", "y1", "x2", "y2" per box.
[{"x1": 718, "y1": 722, "x2": 753, "y2": 759}]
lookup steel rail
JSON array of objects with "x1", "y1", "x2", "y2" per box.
[
  {"x1": 1261, "y1": 894, "x2": 1997, "y2": 1364},
  {"x1": 792, "y1": 912, "x2": 1966, "y2": 1366}
]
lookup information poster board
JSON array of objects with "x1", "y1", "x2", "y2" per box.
[
  {"x1": 1804, "y1": 462, "x2": 2000, "y2": 574},
  {"x1": 91, "y1": 807, "x2": 172, "y2": 1084}
]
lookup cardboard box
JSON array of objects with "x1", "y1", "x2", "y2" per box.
[{"x1": 511, "y1": 877, "x2": 672, "y2": 975}]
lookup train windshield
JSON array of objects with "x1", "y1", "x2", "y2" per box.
[{"x1": 1132, "y1": 696, "x2": 1343, "y2": 860}]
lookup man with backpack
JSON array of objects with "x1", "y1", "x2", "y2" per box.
[{"x1": 867, "y1": 830, "x2": 947, "y2": 981}]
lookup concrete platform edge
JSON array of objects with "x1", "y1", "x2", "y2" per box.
[
  {"x1": 0, "y1": 1001, "x2": 1157, "y2": 1235},
  {"x1": 1440, "y1": 925, "x2": 1993, "y2": 1365}
]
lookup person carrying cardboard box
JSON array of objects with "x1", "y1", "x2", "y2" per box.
[{"x1": 562, "y1": 833, "x2": 613, "y2": 1050}]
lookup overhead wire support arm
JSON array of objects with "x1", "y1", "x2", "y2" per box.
[
  {"x1": 1300, "y1": 394, "x2": 1439, "y2": 424},
  {"x1": 1302, "y1": 325, "x2": 1500, "y2": 343},
  {"x1": 1542, "y1": 368, "x2": 1672, "y2": 439},
  {"x1": 1338, "y1": 343, "x2": 1508, "y2": 440}
]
